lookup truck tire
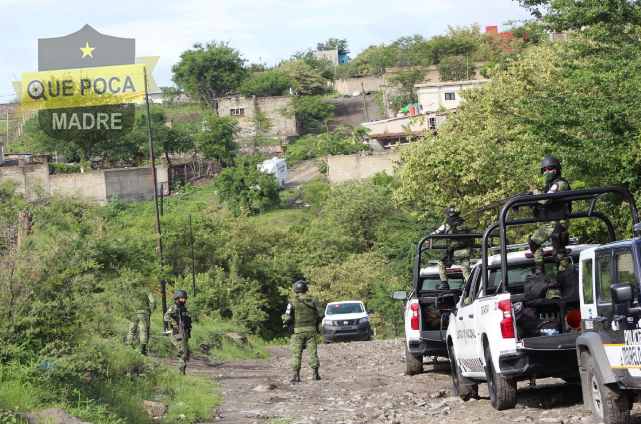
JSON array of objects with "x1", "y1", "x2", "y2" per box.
[
  {"x1": 583, "y1": 352, "x2": 630, "y2": 424},
  {"x1": 405, "y1": 342, "x2": 423, "y2": 375},
  {"x1": 449, "y1": 346, "x2": 478, "y2": 400},
  {"x1": 484, "y1": 346, "x2": 517, "y2": 410}
]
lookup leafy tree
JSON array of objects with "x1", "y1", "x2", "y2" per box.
[
  {"x1": 238, "y1": 69, "x2": 296, "y2": 97},
  {"x1": 171, "y1": 41, "x2": 247, "y2": 113},
  {"x1": 321, "y1": 179, "x2": 395, "y2": 251},
  {"x1": 386, "y1": 67, "x2": 427, "y2": 104},
  {"x1": 246, "y1": 110, "x2": 273, "y2": 153},
  {"x1": 159, "y1": 86, "x2": 182, "y2": 104},
  {"x1": 196, "y1": 113, "x2": 239, "y2": 163},
  {"x1": 279, "y1": 96, "x2": 335, "y2": 134},
  {"x1": 438, "y1": 55, "x2": 476, "y2": 81},
  {"x1": 123, "y1": 106, "x2": 195, "y2": 168},
  {"x1": 213, "y1": 154, "x2": 281, "y2": 215},
  {"x1": 279, "y1": 60, "x2": 332, "y2": 96},
  {"x1": 316, "y1": 38, "x2": 349, "y2": 52},
  {"x1": 395, "y1": 36, "x2": 641, "y2": 240}
]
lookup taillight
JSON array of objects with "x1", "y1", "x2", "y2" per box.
[
  {"x1": 498, "y1": 300, "x2": 515, "y2": 338},
  {"x1": 565, "y1": 309, "x2": 581, "y2": 329},
  {"x1": 410, "y1": 303, "x2": 419, "y2": 330}
]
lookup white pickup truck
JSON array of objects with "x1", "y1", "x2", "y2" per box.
[
  {"x1": 393, "y1": 233, "x2": 480, "y2": 375},
  {"x1": 446, "y1": 187, "x2": 629, "y2": 410},
  {"x1": 574, "y1": 187, "x2": 641, "y2": 424}
]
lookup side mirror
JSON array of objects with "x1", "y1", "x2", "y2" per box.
[
  {"x1": 611, "y1": 283, "x2": 634, "y2": 304},
  {"x1": 367, "y1": 308, "x2": 374, "y2": 314},
  {"x1": 391, "y1": 290, "x2": 407, "y2": 300}
]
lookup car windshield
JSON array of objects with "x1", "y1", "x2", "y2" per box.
[
  {"x1": 326, "y1": 303, "x2": 364, "y2": 315},
  {"x1": 420, "y1": 276, "x2": 465, "y2": 291}
]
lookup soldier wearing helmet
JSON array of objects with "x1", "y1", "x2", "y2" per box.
[
  {"x1": 527, "y1": 156, "x2": 571, "y2": 288},
  {"x1": 164, "y1": 289, "x2": 192, "y2": 375},
  {"x1": 430, "y1": 206, "x2": 472, "y2": 290},
  {"x1": 282, "y1": 280, "x2": 324, "y2": 383},
  {"x1": 125, "y1": 277, "x2": 156, "y2": 356}
]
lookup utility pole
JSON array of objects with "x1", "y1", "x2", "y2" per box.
[
  {"x1": 144, "y1": 70, "x2": 167, "y2": 331},
  {"x1": 361, "y1": 82, "x2": 369, "y2": 122}
]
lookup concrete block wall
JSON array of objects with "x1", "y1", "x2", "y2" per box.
[
  {"x1": 327, "y1": 150, "x2": 399, "y2": 184},
  {"x1": 50, "y1": 172, "x2": 106, "y2": 201},
  {"x1": 0, "y1": 165, "x2": 168, "y2": 203},
  {"x1": 0, "y1": 164, "x2": 49, "y2": 199}
]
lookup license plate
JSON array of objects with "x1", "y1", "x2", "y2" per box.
[{"x1": 340, "y1": 326, "x2": 352, "y2": 330}]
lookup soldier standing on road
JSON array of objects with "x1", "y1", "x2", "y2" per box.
[
  {"x1": 430, "y1": 207, "x2": 473, "y2": 290},
  {"x1": 125, "y1": 281, "x2": 156, "y2": 356},
  {"x1": 282, "y1": 280, "x2": 324, "y2": 383},
  {"x1": 527, "y1": 156, "x2": 571, "y2": 277},
  {"x1": 164, "y1": 290, "x2": 192, "y2": 375}
]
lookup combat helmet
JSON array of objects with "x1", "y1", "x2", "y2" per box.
[
  {"x1": 293, "y1": 280, "x2": 308, "y2": 293},
  {"x1": 446, "y1": 206, "x2": 459, "y2": 217},
  {"x1": 540, "y1": 156, "x2": 561, "y2": 174},
  {"x1": 173, "y1": 289, "x2": 188, "y2": 300}
]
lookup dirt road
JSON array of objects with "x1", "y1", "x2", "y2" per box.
[{"x1": 190, "y1": 338, "x2": 639, "y2": 424}]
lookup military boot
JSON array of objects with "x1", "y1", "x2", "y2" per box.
[
  {"x1": 140, "y1": 344, "x2": 148, "y2": 356},
  {"x1": 534, "y1": 262, "x2": 545, "y2": 276},
  {"x1": 435, "y1": 280, "x2": 450, "y2": 291},
  {"x1": 290, "y1": 371, "x2": 301, "y2": 383},
  {"x1": 312, "y1": 369, "x2": 321, "y2": 381},
  {"x1": 179, "y1": 364, "x2": 186, "y2": 375}
]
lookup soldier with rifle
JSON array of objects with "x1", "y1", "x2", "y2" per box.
[
  {"x1": 430, "y1": 206, "x2": 473, "y2": 291},
  {"x1": 164, "y1": 289, "x2": 192, "y2": 375},
  {"x1": 527, "y1": 156, "x2": 571, "y2": 278}
]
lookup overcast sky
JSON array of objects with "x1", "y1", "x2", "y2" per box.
[{"x1": 0, "y1": 0, "x2": 532, "y2": 102}]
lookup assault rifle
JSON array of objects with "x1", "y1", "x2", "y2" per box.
[
  {"x1": 475, "y1": 190, "x2": 533, "y2": 213},
  {"x1": 174, "y1": 313, "x2": 190, "y2": 361}
]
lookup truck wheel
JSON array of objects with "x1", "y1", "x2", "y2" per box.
[
  {"x1": 484, "y1": 347, "x2": 517, "y2": 410},
  {"x1": 584, "y1": 352, "x2": 630, "y2": 424},
  {"x1": 405, "y1": 342, "x2": 423, "y2": 375},
  {"x1": 449, "y1": 347, "x2": 478, "y2": 400}
]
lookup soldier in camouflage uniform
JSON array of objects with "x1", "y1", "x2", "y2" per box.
[
  {"x1": 527, "y1": 156, "x2": 571, "y2": 288},
  {"x1": 282, "y1": 280, "x2": 324, "y2": 383},
  {"x1": 430, "y1": 207, "x2": 473, "y2": 290},
  {"x1": 126, "y1": 288, "x2": 156, "y2": 355},
  {"x1": 164, "y1": 290, "x2": 192, "y2": 375}
]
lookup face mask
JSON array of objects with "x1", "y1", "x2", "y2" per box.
[{"x1": 544, "y1": 171, "x2": 557, "y2": 181}]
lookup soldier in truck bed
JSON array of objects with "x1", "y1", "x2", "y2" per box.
[
  {"x1": 527, "y1": 156, "x2": 571, "y2": 281},
  {"x1": 430, "y1": 206, "x2": 472, "y2": 291}
]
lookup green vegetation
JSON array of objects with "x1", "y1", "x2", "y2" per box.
[{"x1": 6, "y1": 3, "x2": 641, "y2": 420}]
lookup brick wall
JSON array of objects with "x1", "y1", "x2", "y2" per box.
[{"x1": 327, "y1": 150, "x2": 399, "y2": 184}]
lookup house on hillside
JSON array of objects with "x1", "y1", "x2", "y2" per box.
[
  {"x1": 217, "y1": 95, "x2": 297, "y2": 141},
  {"x1": 416, "y1": 80, "x2": 488, "y2": 113},
  {"x1": 313, "y1": 49, "x2": 349, "y2": 66},
  {"x1": 362, "y1": 111, "x2": 448, "y2": 150}
]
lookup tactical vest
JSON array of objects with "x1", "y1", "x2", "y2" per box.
[{"x1": 534, "y1": 176, "x2": 572, "y2": 222}]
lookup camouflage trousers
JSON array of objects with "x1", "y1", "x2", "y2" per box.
[
  {"x1": 530, "y1": 221, "x2": 569, "y2": 271},
  {"x1": 170, "y1": 334, "x2": 190, "y2": 373},
  {"x1": 291, "y1": 330, "x2": 319, "y2": 372},
  {"x1": 439, "y1": 247, "x2": 471, "y2": 282},
  {"x1": 126, "y1": 312, "x2": 150, "y2": 345}
]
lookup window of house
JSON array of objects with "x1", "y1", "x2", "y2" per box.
[
  {"x1": 230, "y1": 108, "x2": 245, "y2": 116},
  {"x1": 428, "y1": 117, "x2": 436, "y2": 130},
  {"x1": 444, "y1": 92, "x2": 455, "y2": 101}
]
